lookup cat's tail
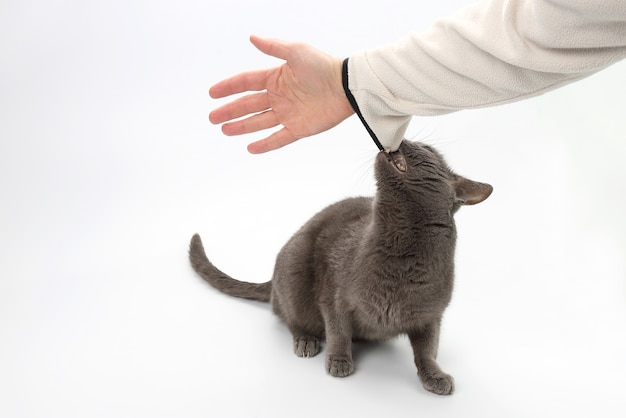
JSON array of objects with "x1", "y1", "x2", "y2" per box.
[{"x1": 188, "y1": 233, "x2": 271, "y2": 302}]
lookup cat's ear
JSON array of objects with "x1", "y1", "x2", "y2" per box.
[{"x1": 453, "y1": 176, "x2": 493, "y2": 205}]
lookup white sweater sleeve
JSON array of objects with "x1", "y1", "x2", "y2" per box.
[{"x1": 345, "y1": 0, "x2": 626, "y2": 151}]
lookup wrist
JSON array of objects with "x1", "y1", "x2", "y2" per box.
[{"x1": 332, "y1": 57, "x2": 355, "y2": 119}]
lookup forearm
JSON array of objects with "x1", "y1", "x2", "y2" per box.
[{"x1": 346, "y1": 0, "x2": 626, "y2": 150}]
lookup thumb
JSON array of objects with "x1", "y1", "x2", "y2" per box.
[{"x1": 249, "y1": 35, "x2": 293, "y2": 61}]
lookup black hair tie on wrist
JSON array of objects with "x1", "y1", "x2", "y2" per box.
[{"x1": 342, "y1": 58, "x2": 385, "y2": 152}]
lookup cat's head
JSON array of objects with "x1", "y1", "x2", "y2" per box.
[{"x1": 375, "y1": 140, "x2": 493, "y2": 213}]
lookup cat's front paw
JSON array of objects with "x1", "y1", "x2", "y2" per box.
[
  {"x1": 326, "y1": 354, "x2": 354, "y2": 378},
  {"x1": 293, "y1": 336, "x2": 320, "y2": 358},
  {"x1": 419, "y1": 371, "x2": 455, "y2": 395}
]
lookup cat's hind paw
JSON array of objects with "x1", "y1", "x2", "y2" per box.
[
  {"x1": 293, "y1": 336, "x2": 321, "y2": 358},
  {"x1": 326, "y1": 354, "x2": 354, "y2": 378}
]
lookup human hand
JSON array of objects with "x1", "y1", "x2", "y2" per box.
[{"x1": 209, "y1": 36, "x2": 354, "y2": 154}]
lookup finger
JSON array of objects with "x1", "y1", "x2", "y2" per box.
[
  {"x1": 221, "y1": 110, "x2": 279, "y2": 136},
  {"x1": 249, "y1": 35, "x2": 293, "y2": 61},
  {"x1": 247, "y1": 128, "x2": 298, "y2": 154},
  {"x1": 209, "y1": 68, "x2": 270, "y2": 98},
  {"x1": 209, "y1": 92, "x2": 270, "y2": 124}
]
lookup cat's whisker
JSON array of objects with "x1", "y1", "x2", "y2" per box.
[
  {"x1": 407, "y1": 123, "x2": 460, "y2": 152},
  {"x1": 351, "y1": 148, "x2": 377, "y2": 190}
]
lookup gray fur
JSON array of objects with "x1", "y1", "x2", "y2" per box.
[{"x1": 189, "y1": 140, "x2": 492, "y2": 395}]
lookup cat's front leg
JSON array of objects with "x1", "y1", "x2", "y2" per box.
[
  {"x1": 323, "y1": 310, "x2": 354, "y2": 377},
  {"x1": 408, "y1": 319, "x2": 455, "y2": 395}
]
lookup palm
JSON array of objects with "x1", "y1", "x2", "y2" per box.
[{"x1": 209, "y1": 36, "x2": 354, "y2": 153}]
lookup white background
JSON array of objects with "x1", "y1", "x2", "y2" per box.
[{"x1": 1, "y1": 1, "x2": 625, "y2": 417}]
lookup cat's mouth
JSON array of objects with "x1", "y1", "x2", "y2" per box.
[{"x1": 384, "y1": 150, "x2": 407, "y2": 173}]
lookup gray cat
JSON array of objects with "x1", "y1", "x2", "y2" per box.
[{"x1": 189, "y1": 140, "x2": 492, "y2": 395}]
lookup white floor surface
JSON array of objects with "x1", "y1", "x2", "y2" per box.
[{"x1": 1, "y1": 1, "x2": 625, "y2": 417}]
